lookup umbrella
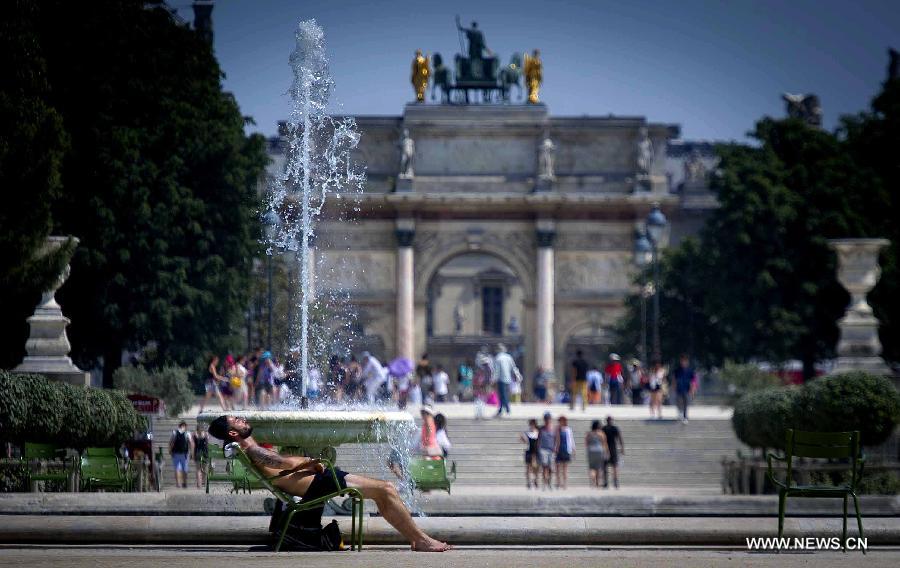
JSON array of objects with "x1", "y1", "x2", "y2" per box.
[{"x1": 387, "y1": 357, "x2": 414, "y2": 377}]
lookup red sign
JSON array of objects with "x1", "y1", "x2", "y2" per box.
[{"x1": 127, "y1": 394, "x2": 163, "y2": 415}]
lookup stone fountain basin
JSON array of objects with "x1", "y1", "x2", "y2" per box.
[{"x1": 196, "y1": 410, "x2": 414, "y2": 450}]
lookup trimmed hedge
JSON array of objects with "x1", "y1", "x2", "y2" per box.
[
  {"x1": 732, "y1": 372, "x2": 900, "y2": 450},
  {"x1": 0, "y1": 371, "x2": 143, "y2": 448}
]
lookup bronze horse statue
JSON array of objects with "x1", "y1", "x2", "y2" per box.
[
  {"x1": 431, "y1": 52, "x2": 452, "y2": 103},
  {"x1": 499, "y1": 53, "x2": 523, "y2": 102}
]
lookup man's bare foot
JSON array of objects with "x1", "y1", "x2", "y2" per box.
[{"x1": 411, "y1": 537, "x2": 452, "y2": 552}]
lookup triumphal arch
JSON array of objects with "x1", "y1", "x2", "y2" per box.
[{"x1": 266, "y1": 21, "x2": 700, "y2": 395}]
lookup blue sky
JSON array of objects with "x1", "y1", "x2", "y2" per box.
[{"x1": 178, "y1": 0, "x2": 900, "y2": 142}]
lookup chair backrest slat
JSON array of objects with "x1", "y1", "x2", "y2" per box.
[
  {"x1": 24, "y1": 443, "x2": 62, "y2": 460},
  {"x1": 791, "y1": 443, "x2": 854, "y2": 459},
  {"x1": 791, "y1": 430, "x2": 854, "y2": 446},
  {"x1": 228, "y1": 443, "x2": 293, "y2": 503}
]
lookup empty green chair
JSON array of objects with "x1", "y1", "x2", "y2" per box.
[
  {"x1": 229, "y1": 442, "x2": 364, "y2": 552},
  {"x1": 23, "y1": 443, "x2": 71, "y2": 491},
  {"x1": 80, "y1": 453, "x2": 129, "y2": 492},
  {"x1": 205, "y1": 444, "x2": 250, "y2": 493},
  {"x1": 409, "y1": 457, "x2": 456, "y2": 494},
  {"x1": 767, "y1": 429, "x2": 864, "y2": 553}
]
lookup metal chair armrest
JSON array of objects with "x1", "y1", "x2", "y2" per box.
[{"x1": 766, "y1": 452, "x2": 788, "y2": 490}]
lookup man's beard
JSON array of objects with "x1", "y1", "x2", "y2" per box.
[{"x1": 237, "y1": 425, "x2": 253, "y2": 439}]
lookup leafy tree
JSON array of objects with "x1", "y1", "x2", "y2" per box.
[
  {"x1": 841, "y1": 77, "x2": 900, "y2": 362},
  {"x1": 14, "y1": 0, "x2": 268, "y2": 384},
  {"x1": 618, "y1": 88, "x2": 896, "y2": 377},
  {"x1": 0, "y1": 1, "x2": 72, "y2": 369}
]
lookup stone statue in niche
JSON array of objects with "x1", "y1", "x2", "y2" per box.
[
  {"x1": 635, "y1": 126, "x2": 654, "y2": 176},
  {"x1": 454, "y1": 303, "x2": 465, "y2": 334},
  {"x1": 538, "y1": 136, "x2": 556, "y2": 180},
  {"x1": 507, "y1": 315, "x2": 520, "y2": 334},
  {"x1": 683, "y1": 148, "x2": 707, "y2": 183},
  {"x1": 399, "y1": 129, "x2": 415, "y2": 178}
]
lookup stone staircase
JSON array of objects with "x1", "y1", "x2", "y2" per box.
[{"x1": 151, "y1": 413, "x2": 745, "y2": 490}]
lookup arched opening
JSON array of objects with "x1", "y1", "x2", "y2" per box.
[
  {"x1": 562, "y1": 322, "x2": 616, "y2": 374},
  {"x1": 424, "y1": 252, "x2": 525, "y2": 372}
]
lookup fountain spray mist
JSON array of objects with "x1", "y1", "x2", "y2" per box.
[{"x1": 268, "y1": 20, "x2": 364, "y2": 398}]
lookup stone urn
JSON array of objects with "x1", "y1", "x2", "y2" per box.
[
  {"x1": 828, "y1": 238, "x2": 891, "y2": 375},
  {"x1": 12, "y1": 236, "x2": 90, "y2": 386}
]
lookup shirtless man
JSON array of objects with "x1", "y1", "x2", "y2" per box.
[{"x1": 207, "y1": 415, "x2": 451, "y2": 553}]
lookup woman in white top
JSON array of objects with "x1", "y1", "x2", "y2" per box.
[
  {"x1": 434, "y1": 413, "x2": 452, "y2": 457},
  {"x1": 648, "y1": 362, "x2": 666, "y2": 419}
]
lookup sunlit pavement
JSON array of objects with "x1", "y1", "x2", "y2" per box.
[{"x1": 1, "y1": 545, "x2": 896, "y2": 568}]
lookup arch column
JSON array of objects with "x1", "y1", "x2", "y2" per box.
[
  {"x1": 535, "y1": 221, "x2": 556, "y2": 384},
  {"x1": 395, "y1": 220, "x2": 416, "y2": 361}
]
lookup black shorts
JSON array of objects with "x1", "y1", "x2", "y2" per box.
[
  {"x1": 556, "y1": 451, "x2": 571, "y2": 463},
  {"x1": 524, "y1": 451, "x2": 535, "y2": 465},
  {"x1": 606, "y1": 454, "x2": 619, "y2": 466},
  {"x1": 303, "y1": 467, "x2": 349, "y2": 503}
]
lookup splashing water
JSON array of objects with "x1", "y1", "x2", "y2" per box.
[
  {"x1": 265, "y1": 20, "x2": 423, "y2": 513},
  {"x1": 267, "y1": 19, "x2": 364, "y2": 398}
]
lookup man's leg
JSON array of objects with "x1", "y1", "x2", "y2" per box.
[{"x1": 344, "y1": 474, "x2": 451, "y2": 552}]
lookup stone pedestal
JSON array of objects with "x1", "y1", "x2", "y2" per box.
[
  {"x1": 396, "y1": 175, "x2": 414, "y2": 192},
  {"x1": 828, "y1": 238, "x2": 891, "y2": 375},
  {"x1": 12, "y1": 236, "x2": 90, "y2": 386}
]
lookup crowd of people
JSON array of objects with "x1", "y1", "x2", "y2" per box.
[
  {"x1": 198, "y1": 344, "x2": 699, "y2": 425},
  {"x1": 521, "y1": 413, "x2": 624, "y2": 490},
  {"x1": 565, "y1": 351, "x2": 698, "y2": 424}
]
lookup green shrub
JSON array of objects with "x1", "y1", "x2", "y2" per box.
[
  {"x1": 113, "y1": 365, "x2": 194, "y2": 417},
  {"x1": 0, "y1": 371, "x2": 143, "y2": 449},
  {"x1": 732, "y1": 372, "x2": 900, "y2": 450},
  {"x1": 721, "y1": 362, "x2": 784, "y2": 406},
  {"x1": 732, "y1": 387, "x2": 804, "y2": 449},
  {"x1": 809, "y1": 469, "x2": 900, "y2": 495},
  {"x1": 800, "y1": 372, "x2": 900, "y2": 447}
]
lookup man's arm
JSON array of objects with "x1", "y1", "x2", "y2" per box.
[
  {"x1": 617, "y1": 431, "x2": 625, "y2": 455},
  {"x1": 245, "y1": 445, "x2": 322, "y2": 475}
]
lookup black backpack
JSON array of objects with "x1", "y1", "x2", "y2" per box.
[
  {"x1": 268, "y1": 500, "x2": 344, "y2": 551},
  {"x1": 171, "y1": 430, "x2": 189, "y2": 454}
]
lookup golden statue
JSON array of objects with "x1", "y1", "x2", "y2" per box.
[
  {"x1": 524, "y1": 49, "x2": 543, "y2": 104},
  {"x1": 411, "y1": 49, "x2": 430, "y2": 102}
]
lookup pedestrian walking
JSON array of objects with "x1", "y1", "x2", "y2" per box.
[
  {"x1": 361, "y1": 352, "x2": 389, "y2": 404},
  {"x1": 520, "y1": 418, "x2": 540, "y2": 489},
  {"x1": 586, "y1": 366, "x2": 603, "y2": 405},
  {"x1": 554, "y1": 416, "x2": 574, "y2": 489},
  {"x1": 492, "y1": 343, "x2": 520, "y2": 417},
  {"x1": 532, "y1": 367, "x2": 549, "y2": 403},
  {"x1": 199, "y1": 355, "x2": 229, "y2": 413},
  {"x1": 628, "y1": 359, "x2": 645, "y2": 406},
  {"x1": 673, "y1": 354, "x2": 695, "y2": 423},
  {"x1": 473, "y1": 347, "x2": 493, "y2": 419},
  {"x1": 601, "y1": 416, "x2": 625, "y2": 489},
  {"x1": 169, "y1": 421, "x2": 194, "y2": 489},
  {"x1": 457, "y1": 360, "x2": 474, "y2": 401},
  {"x1": 605, "y1": 353, "x2": 624, "y2": 405},
  {"x1": 569, "y1": 350, "x2": 589, "y2": 411},
  {"x1": 585, "y1": 420, "x2": 609, "y2": 488},
  {"x1": 538, "y1": 412, "x2": 556, "y2": 490},
  {"x1": 191, "y1": 423, "x2": 209, "y2": 489},
  {"x1": 648, "y1": 362, "x2": 665, "y2": 419},
  {"x1": 432, "y1": 365, "x2": 450, "y2": 403}
]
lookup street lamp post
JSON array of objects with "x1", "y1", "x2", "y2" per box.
[
  {"x1": 634, "y1": 231, "x2": 652, "y2": 366},
  {"x1": 645, "y1": 204, "x2": 668, "y2": 364}
]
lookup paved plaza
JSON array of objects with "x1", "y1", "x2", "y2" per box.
[{"x1": 1, "y1": 545, "x2": 895, "y2": 568}]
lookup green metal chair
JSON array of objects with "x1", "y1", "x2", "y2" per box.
[
  {"x1": 767, "y1": 429, "x2": 865, "y2": 552},
  {"x1": 409, "y1": 457, "x2": 457, "y2": 494},
  {"x1": 228, "y1": 442, "x2": 364, "y2": 552},
  {"x1": 84, "y1": 447, "x2": 118, "y2": 457},
  {"x1": 80, "y1": 453, "x2": 130, "y2": 492},
  {"x1": 23, "y1": 443, "x2": 71, "y2": 491},
  {"x1": 205, "y1": 444, "x2": 260, "y2": 493}
]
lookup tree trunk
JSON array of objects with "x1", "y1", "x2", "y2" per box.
[{"x1": 801, "y1": 353, "x2": 816, "y2": 383}]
